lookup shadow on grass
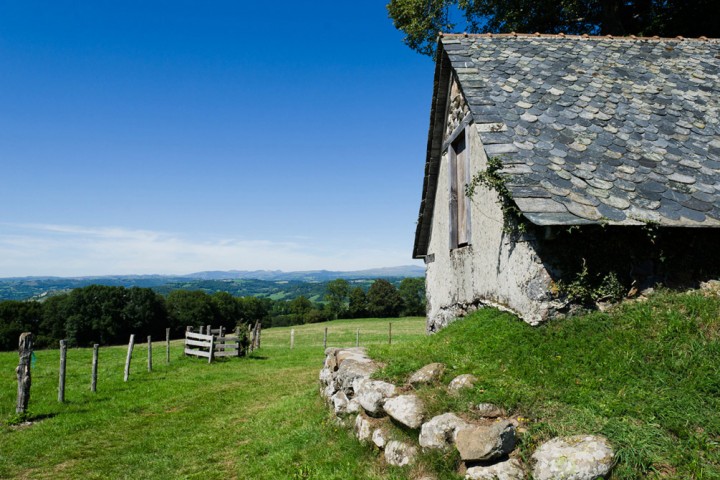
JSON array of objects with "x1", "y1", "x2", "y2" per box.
[{"x1": 6, "y1": 412, "x2": 57, "y2": 428}]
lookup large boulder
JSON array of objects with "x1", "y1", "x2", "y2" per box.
[
  {"x1": 383, "y1": 394, "x2": 426, "y2": 429},
  {"x1": 419, "y1": 413, "x2": 471, "y2": 449},
  {"x1": 455, "y1": 421, "x2": 516, "y2": 462},
  {"x1": 353, "y1": 378, "x2": 397, "y2": 416},
  {"x1": 531, "y1": 435, "x2": 614, "y2": 480},
  {"x1": 384, "y1": 440, "x2": 418, "y2": 467},
  {"x1": 465, "y1": 458, "x2": 525, "y2": 480},
  {"x1": 409, "y1": 363, "x2": 446, "y2": 386}
]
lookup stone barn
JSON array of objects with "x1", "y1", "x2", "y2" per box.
[{"x1": 413, "y1": 33, "x2": 720, "y2": 331}]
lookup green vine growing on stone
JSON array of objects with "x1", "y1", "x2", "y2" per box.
[{"x1": 465, "y1": 156, "x2": 526, "y2": 234}]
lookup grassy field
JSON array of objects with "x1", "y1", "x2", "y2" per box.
[
  {"x1": 370, "y1": 290, "x2": 720, "y2": 479},
  {"x1": 0, "y1": 317, "x2": 425, "y2": 479},
  {"x1": 3, "y1": 291, "x2": 719, "y2": 479}
]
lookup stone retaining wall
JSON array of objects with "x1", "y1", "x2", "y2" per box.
[{"x1": 320, "y1": 347, "x2": 615, "y2": 480}]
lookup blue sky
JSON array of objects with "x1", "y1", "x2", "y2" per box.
[{"x1": 0, "y1": 1, "x2": 433, "y2": 276}]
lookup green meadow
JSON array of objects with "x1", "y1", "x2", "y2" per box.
[
  {"x1": 0, "y1": 317, "x2": 425, "y2": 479},
  {"x1": 2, "y1": 290, "x2": 719, "y2": 479}
]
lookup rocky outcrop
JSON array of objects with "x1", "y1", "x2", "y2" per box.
[{"x1": 532, "y1": 435, "x2": 614, "y2": 480}]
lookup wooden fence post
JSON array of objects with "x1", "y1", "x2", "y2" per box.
[
  {"x1": 248, "y1": 324, "x2": 254, "y2": 352},
  {"x1": 356, "y1": 328, "x2": 359, "y2": 347},
  {"x1": 389, "y1": 323, "x2": 392, "y2": 345},
  {"x1": 58, "y1": 339, "x2": 67, "y2": 403},
  {"x1": 290, "y1": 329, "x2": 295, "y2": 349},
  {"x1": 208, "y1": 334, "x2": 215, "y2": 364},
  {"x1": 166, "y1": 328, "x2": 170, "y2": 364},
  {"x1": 16, "y1": 332, "x2": 33, "y2": 414},
  {"x1": 323, "y1": 327, "x2": 328, "y2": 349},
  {"x1": 235, "y1": 326, "x2": 241, "y2": 357},
  {"x1": 185, "y1": 326, "x2": 192, "y2": 356},
  {"x1": 256, "y1": 323, "x2": 261, "y2": 349},
  {"x1": 199, "y1": 326, "x2": 204, "y2": 335},
  {"x1": 147, "y1": 336, "x2": 152, "y2": 373},
  {"x1": 91, "y1": 344, "x2": 99, "y2": 392},
  {"x1": 124, "y1": 334, "x2": 135, "y2": 382}
]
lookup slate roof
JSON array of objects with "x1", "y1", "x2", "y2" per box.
[{"x1": 414, "y1": 33, "x2": 720, "y2": 258}]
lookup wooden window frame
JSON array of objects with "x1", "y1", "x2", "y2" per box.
[{"x1": 448, "y1": 128, "x2": 472, "y2": 250}]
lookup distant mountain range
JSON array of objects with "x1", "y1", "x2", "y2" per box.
[
  {"x1": 184, "y1": 265, "x2": 425, "y2": 282},
  {"x1": 0, "y1": 266, "x2": 425, "y2": 301}
]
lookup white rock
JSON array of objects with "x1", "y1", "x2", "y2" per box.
[
  {"x1": 408, "y1": 362, "x2": 445, "y2": 386},
  {"x1": 321, "y1": 384, "x2": 336, "y2": 401},
  {"x1": 354, "y1": 379, "x2": 397, "y2": 416},
  {"x1": 346, "y1": 398, "x2": 361, "y2": 414},
  {"x1": 455, "y1": 421, "x2": 516, "y2": 461},
  {"x1": 384, "y1": 440, "x2": 417, "y2": 467},
  {"x1": 372, "y1": 428, "x2": 388, "y2": 449},
  {"x1": 473, "y1": 403, "x2": 505, "y2": 418},
  {"x1": 419, "y1": 413, "x2": 470, "y2": 449},
  {"x1": 354, "y1": 414, "x2": 372, "y2": 442},
  {"x1": 332, "y1": 391, "x2": 348, "y2": 415},
  {"x1": 466, "y1": 458, "x2": 525, "y2": 479},
  {"x1": 384, "y1": 394, "x2": 426, "y2": 429},
  {"x1": 531, "y1": 435, "x2": 614, "y2": 480},
  {"x1": 333, "y1": 358, "x2": 378, "y2": 394},
  {"x1": 319, "y1": 367, "x2": 333, "y2": 385},
  {"x1": 448, "y1": 374, "x2": 477, "y2": 392}
]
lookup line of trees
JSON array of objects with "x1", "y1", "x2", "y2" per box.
[{"x1": 0, "y1": 278, "x2": 426, "y2": 351}]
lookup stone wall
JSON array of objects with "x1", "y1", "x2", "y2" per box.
[
  {"x1": 319, "y1": 347, "x2": 615, "y2": 479},
  {"x1": 425, "y1": 121, "x2": 561, "y2": 330}
]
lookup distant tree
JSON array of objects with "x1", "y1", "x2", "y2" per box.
[
  {"x1": 63, "y1": 285, "x2": 127, "y2": 346},
  {"x1": 211, "y1": 291, "x2": 242, "y2": 331},
  {"x1": 289, "y1": 296, "x2": 313, "y2": 323},
  {"x1": 348, "y1": 287, "x2": 368, "y2": 318},
  {"x1": 398, "y1": 277, "x2": 426, "y2": 316},
  {"x1": 40, "y1": 293, "x2": 70, "y2": 345},
  {"x1": 166, "y1": 290, "x2": 215, "y2": 334},
  {"x1": 366, "y1": 279, "x2": 403, "y2": 318},
  {"x1": 325, "y1": 279, "x2": 350, "y2": 319},
  {"x1": 238, "y1": 296, "x2": 272, "y2": 326},
  {"x1": 387, "y1": 0, "x2": 720, "y2": 56},
  {"x1": 305, "y1": 307, "x2": 332, "y2": 324},
  {"x1": 0, "y1": 300, "x2": 43, "y2": 350},
  {"x1": 122, "y1": 287, "x2": 167, "y2": 339}
]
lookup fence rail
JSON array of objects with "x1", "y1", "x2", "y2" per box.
[{"x1": 184, "y1": 328, "x2": 245, "y2": 362}]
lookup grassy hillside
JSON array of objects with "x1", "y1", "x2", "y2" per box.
[
  {"x1": 369, "y1": 289, "x2": 720, "y2": 479},
  {"x1": 0, "y1": 317, "x2": 424, "y2": 479},
  {"x1": 2, "y1": 290, "x2": 718, "y2": 479}
]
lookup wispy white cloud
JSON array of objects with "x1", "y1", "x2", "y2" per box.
[{"x1": 0, "y1": 223, "x2": 416, "y2": 277}]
